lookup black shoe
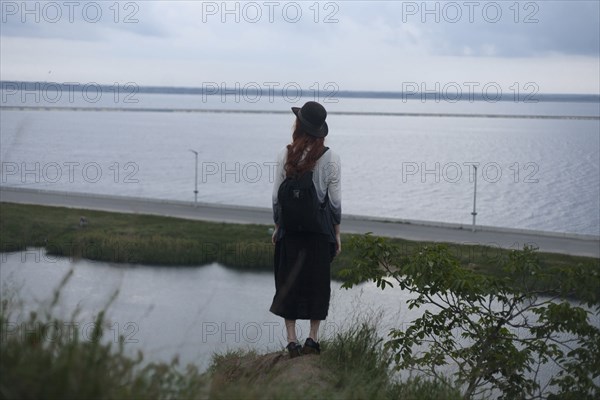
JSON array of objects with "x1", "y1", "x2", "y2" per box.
[
  {"x1": 286, "y1": 342, "x2": 302, "y2": 358},
  {"x1": 302, "y1": 337, "x2": 321, "y2": 355}
]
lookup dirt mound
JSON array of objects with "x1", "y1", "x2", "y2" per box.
[{"x1": 209, "y1": 350, "x2": 336, "y2": 398}]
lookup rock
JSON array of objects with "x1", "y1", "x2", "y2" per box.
[{"x1": 209, "y1": 350, "x2": 335, "y2": 398}]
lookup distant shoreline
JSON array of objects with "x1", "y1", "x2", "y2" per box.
[
  {"x1": 2, "y1": 80, "x2": 600, "y2": 103},
  {"x1": 2, "y1": 105, "x2": 599, "y2": 120}
]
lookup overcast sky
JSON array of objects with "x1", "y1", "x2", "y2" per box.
[{"x1": 1, "y1": 0, "x2": 599, "y2": 94}]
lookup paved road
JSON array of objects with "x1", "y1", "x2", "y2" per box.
[{"x1": 1, "y1": 187, "x2": 598, "y2": 258}]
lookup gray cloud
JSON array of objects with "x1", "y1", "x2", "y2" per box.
[
  {"x1": 0, "y1": 0, "x2": 169, "y2": 41},
  {"x1": 1, "y1": 1, "x2": 598, "y2": 93},
  {"x1": 345, "y1": 1, "x2": 599, "y2": 57},
  {"x1": 2, "y1": 1, "x2": 597, "y2": 57}
]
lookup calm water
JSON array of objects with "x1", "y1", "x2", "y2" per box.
[
  {"x1": 1, "y1": 250, "x2": 598, "y2": 390},
  {"x1": 1, "y1": 91, "x2": 599, "y2": 235},
  {"x1": 0, "y1": 250, "x2": 407, "y2": 370}
]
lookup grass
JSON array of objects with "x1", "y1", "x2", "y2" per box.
[
  {"x1": 0, "y1": 202, "x2": 273, "y2": 270},
  {"x1": 1, "y1": 202, "x2": 598, "y2": 284},
  {"x1": 208, "y1": 317, "x2": 463, "y2": 400},
  {"x1": 0, "y1": 273, "x2": 209, "y2": 400},
  {"x1": 2, "y1": 202, "x2": 597, "y2": 398},
  {"x1": 1, "y1": 275, "x2": 460, "y2": 400}
]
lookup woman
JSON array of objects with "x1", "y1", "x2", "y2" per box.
[{"x1": 270, "y1": 101, "x2": 342, "y2": 358}]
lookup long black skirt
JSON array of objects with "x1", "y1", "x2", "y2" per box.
[{"x1": 269, "y1": 232, "x2": 335, "y2": 320}]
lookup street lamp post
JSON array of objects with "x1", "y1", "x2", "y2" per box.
[
  {"x1": 189, "y1": 149, "x2": 198, "y2": 207},
  {"x1": 471, "y1": 165, "x2": 478, "y2": 232}
]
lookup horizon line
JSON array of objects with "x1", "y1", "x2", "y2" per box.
[
  {"x1": 2, "y1": 105, "x2": 598, "y2": 120},
  {"x1": 1, "y1": 80, "x2": 599, "y2": 102}
]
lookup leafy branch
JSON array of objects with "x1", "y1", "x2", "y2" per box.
[{"x1": 341, "y1": 233, "x2": 600, "y2": 400}]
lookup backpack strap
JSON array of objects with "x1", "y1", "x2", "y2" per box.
[{"x1": 320, "y1": 147, "x2": 330, "y2": 205}]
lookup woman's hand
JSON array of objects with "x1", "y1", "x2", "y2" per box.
[{"x1": 271, "y1": 225, "x2": 279, "y2": 245}]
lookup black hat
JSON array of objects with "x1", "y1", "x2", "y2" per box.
[{"x1": 291, "y1": 101, "x2": 328, "y2": 138}]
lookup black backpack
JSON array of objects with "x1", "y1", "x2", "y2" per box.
[{"x1": 277, "y1": 147, "x2": 329, "y2": 234}]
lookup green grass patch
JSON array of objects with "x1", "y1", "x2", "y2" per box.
[
  {"x1": 1, "y1": 202, "x2": 597, "y2": 285},
  {"x1": 0, "y1": 202, "x2": 273, "y2": 271}
]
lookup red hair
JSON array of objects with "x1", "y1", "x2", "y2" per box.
[{"x1": 284, "y1": 118, "x2": 325, "y2": 177}]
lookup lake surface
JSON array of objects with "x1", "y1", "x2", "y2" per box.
[
  {"x1": 1, "y1": 91, "x2": 599, "y2": 236},
  {"x1": 0, "y1": 249, "x2": 406, "y2": 371}
]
